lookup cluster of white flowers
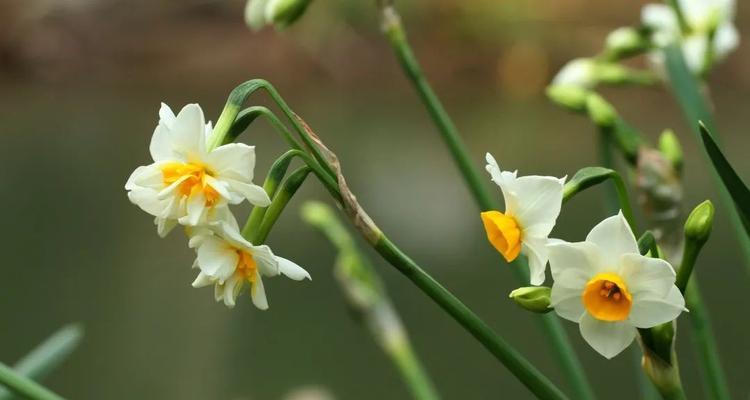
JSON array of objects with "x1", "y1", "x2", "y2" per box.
[
  {"x1": 481, "y1": 154, "x2": 685, "y2": 359},
  {"x1": 126, "y1": 103, "x2": 311, "y2": 309},
  {"x1": 642, "y1": 0, "x2": 738, "y2": 74}
]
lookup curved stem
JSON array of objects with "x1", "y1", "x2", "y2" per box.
[
  {"x1": 223, "y1": 106, "x2": 304, "y2": 150},
  {"x1": 0, "y1": 363, "x2": 63, "y2": 400},
  {"x1": 253, "y1": 166, "x2": 312, "y2": 244}
]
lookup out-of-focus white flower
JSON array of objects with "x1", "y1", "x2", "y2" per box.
[
  {"x1": 552, "y1": 58, "x2": 597, "y2": 89},
  {"x1": 642, "y1": 0, "x2": 738, "y2": 74},
  {"x1": 125, "y1": 103, "x2": 270, "y2": 237},
  {"x1": 245, "y1": 0, "x2": 312, "y2": 31},
  {"x1": 190, "y1": 222, "x2": 310, "y2": 309},
  {"x1": 548, "y1": 212, "x2": 686, "y2": 359},
  {"x1": 481, "y1": 153, "x2": 565, "y2": 285}
]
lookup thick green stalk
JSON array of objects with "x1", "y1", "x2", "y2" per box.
[
  {"x1": 0, "y1": 363, "x2": 63, "y2": 400},
  {"x1": 378, "y1": 5, "x2": 592, "y2": 399},
  {"x1": 663, "y1": 45, "x2": 750, "y2": 274},
  {"x1": 374, "y1": 236, "x2": 567, "y2": 400},
  {"x1": 295, "y1": 163, "x2": 567, "y2": 398},
  {"x1": 684, "y1": 280, "x2": 731, "y2": 400}
]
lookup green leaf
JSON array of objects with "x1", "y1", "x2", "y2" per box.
[{"x1": 699, "y1": 123, "x2": 750, "y2": 234}]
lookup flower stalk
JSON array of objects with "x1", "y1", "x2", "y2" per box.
[{"x1": 0, "y1": 362, "x2": 63, "y2": 400}]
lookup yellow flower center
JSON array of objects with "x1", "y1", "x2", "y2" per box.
[
  {"x1": 236, "y1": 250, "x2": 258, "y2": 283},
  {"x1": 161, "y1": 162, "x2": 220, "y2": 206},
  {"x1": 480, "y1": 211, "x2": 522, "y2": 262},
  {"x1": 582, "y1": 272, "x2": 632, "y2": 322}
]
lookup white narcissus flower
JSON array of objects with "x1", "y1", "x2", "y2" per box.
[
  {"x1": 481, "y1": 153, "x2": 565, "y2": 285},
  {"x1": 190, "y1": 222, "x2": 311, "y2": 309},
  {"x1": 125, "y1": 103, "x2": 271, "y2": 237},
  {"x1": 549, "y1": 212, "x2": 686, "y2": 359},
  {"x1": 642, "y1": 0, "x2": 738, "y2": 74}
]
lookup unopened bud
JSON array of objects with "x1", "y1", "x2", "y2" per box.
[
  {"x1": 684, "y1": 200, "x2": 714, "y2": 246},
  {"x1": 659, "y1": 129, "x2": 683, "y2": 172},
  {"x1": 245, "y1": 0, "x2": 312, "y2": 30},
  {"x1": 586, "y1": 93, "x2": 618, "y2": 127},
  {"x1": 509, "y1": 286, "x2": 552, "y2": 314},
  {"x1": 605, "y1": 27, "x2": 650, "y2": 59},
  {"x1": 546, "y1": 85, "x2": 590, "y2": 113},
  {"x1": 552, "y1": 58, "x2": 597, "y2": 88}
]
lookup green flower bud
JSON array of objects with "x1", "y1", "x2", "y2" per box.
[
  {"x1": 545, "y1": 85, "x2": 590, "y2": 113},
  {"x1": 585, "y1": 92, "x2": 618, "y2": 128},
  {"x1": 509, "y1": 286, "x2": 552, "y2": 314},
  {"x1": 245, "y1": 0, "x2": 312, "y2": 31},
  {"x1": 658, "y1": 129, "x2": 683, "y2": 172},
  {"x1": 604, "y1": 27, "x2": 650, "y2": 59},
  {"x1": 684, "y1": 200, "x2": 715, "y2": 246}
]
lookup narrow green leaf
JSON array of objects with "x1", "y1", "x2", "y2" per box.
[{"x1": 699, "y1": 123, "x2": 750, "y2": 233}]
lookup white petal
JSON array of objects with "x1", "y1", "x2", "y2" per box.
[
  {"x1": 276, "y1": 256, "x2": 311, "y2": 281},
  {"x1": 158, "y1": 102, "x2": 176, "y2": 128},
  {"x1": 522, "y1": 236, "x2": 549, "y2": 286},
  {"x1": 579, "y1": 313, "x2": 635, "y2": 359},
  {"x1": 629, "y1": 286, "x2": 686, "y2": 328},
  {"x1": 192, "y1": 271, "x2": 214, "y2": 288},
  {"x1": 585, "y1": 211, "x2": 638, "y2": 262},
  {"x1": 251, "y1": 274, "x2": 269, "y2": 310},
  {"x1": 204, "y1": 176, "x2": 235, "y2": 203},
  {"x1": 485, "y1": 153, "x2": 518, "y2": 204},
  {"x1": 221, "y1": 275, "x2": 244, "y2": 308},
  {"x1": 171, "y1": 104, "x2": 207, "y2": 159},
  {"x1": 548, "y1": 241, "x2": 604, "y2": 286},
  {"x1": 128, "y1": 187, "x2": 166, "y2": 217},
  {"x1": 681, "y1": 35, "x2": 708, "y2": 73},
  {"x1": 155, "y1": 217, "x2": 177, "y2": 238},
  {"x1": 642, "y1": 4, "x2": 679, "y2": 35},
  {"x1": 205, "y1": 143, "x2": 256, "y2": 182},
  {"x1": 714, "y1": 23, "x2": 739, "y2": 60},
  {"x1": 196, "y1": 236, "x2": 239, "y2": 282},
  {"x1": 252, "y1": 245, "x2": 281, "y2": 277},
  {"x1": 125, "y1": 164, "x2": 163, "y2": 190},
  {"x1": 245, "y1": 0, "x2": 270, "y2": 30},
  {"x1": 181, "y1": 193, "x2": 207, "y2": 226},
  {"x1": 551, "y1": 284, "x2": 585, "y2": 322},
  {"x1": 225, "y1": 179, "x2": 271, "y2": 207},
  {"x1": 156, "y1": 175, "x2": 190, "y2": 200},
  {"x1": 618, "y1": 253, "x2": 676, "y2": 297},
  {"x1": 511, "y1": 175, "x2": 565, "y2": 236},
  {"x1": 552, "y1": 58, "x2": 596, "y2": 88}
]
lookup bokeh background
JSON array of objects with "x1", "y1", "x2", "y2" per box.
[{"x1": 1, "y1": 0, "x2": 748, "y2": 399}]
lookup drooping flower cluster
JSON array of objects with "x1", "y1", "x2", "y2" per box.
[
  {"x1": 126, "y1": 103, "x2": 310, "y2": 308},
  {"x1": 481, "y1": 156, "x2": 685, "y2": 358}
]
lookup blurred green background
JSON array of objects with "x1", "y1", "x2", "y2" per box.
[{"x1": 0, "y1": 0, "x2": 748, "y2": 399}]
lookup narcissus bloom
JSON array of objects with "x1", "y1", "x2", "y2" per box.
[
  {"x1": 190, "y1": 222, "x2": 311, "y2": 309},
  {"x1": 125, "y1": 103, "x2": 271, "y2": 236},
  {"x1": 642, "y1": 0, "x2": 738, "y2": 74},
  {"x1": 481, "y1": 153, "x2": 565, "y2": 285},
  {"x1": 549, "y1": 212, "x2": 686, "y2": 359}
]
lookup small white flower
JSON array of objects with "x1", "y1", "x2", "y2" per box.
[
  {"x1": 548, "y1": 212, "x2": 686, "y2": 359},
  {"x1": 552, "y1": 58, "x2": 597, "y2": 89},
  {"x1": 642, "y1": 0, "x2": 738, "y2": 74},
  {"x1": 190, "y1": 221, "x2": 310, "y2": 309},
  {"x1": 125, "y1": 103, "x2": 271, "y2": 237},
  {"x1": 481, "y1": 153, "x2": 565, "y2": 285}
]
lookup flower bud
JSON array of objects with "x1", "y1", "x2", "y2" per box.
[
  {"x1": 684, "y1": 200, "x2": 714, "y2": 246},
  {"x1": 604, "y1": 27, "x2": 650, "y2": 59},
  {"x1": 658, "y1": 129, "x2": 683, "y2": 172},
  {"x1": 245, "y1": 0, "x2": 312, "y2": 30},
  {"x1": 509, "y1": 286, "x2": 552, "y2": 314},
  {"x1": 545, "y1": 85, "x2": 590, "y2": 113},
  {"x1": 552, "y1": 58, "x2": 597, "y2": 88},
  {"x1": 585, "y1": 92, "x2": 618, "y2": 128}
]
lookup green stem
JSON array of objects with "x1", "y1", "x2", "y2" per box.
[
  {"x1": 598, "y1": 129, "x2": 619, "y2": 214},
  {"x1": 374, "y1": 236, "x2": 568, "y2": 400},
  {"x1": 666, "y1": 0, "x2": 691, "y2": 35},
  {"x1": 252, "y1": 166, "x2": 311, "y2": 244},
  {"x1": 380, "y1": 6, "x2": 494, "y2": 212},
  {"x1": 223, "y1": 106, "x2": 304, "y2": 150},
  {"x1": 684, "y1": 280, "x2": 731, "y2": 400},
  {"x1": 0, "y1": 363, "x2": 63, "y2": 400},
  {"x1": 379, "y1": 5, "x2": 592, "y2": 399},
  {"x1": 207, "y1": 80, "x2": 336, "y2": 179},
  {"x1": 301, "y1": 171, "x2": 567, "y2": 398}
]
